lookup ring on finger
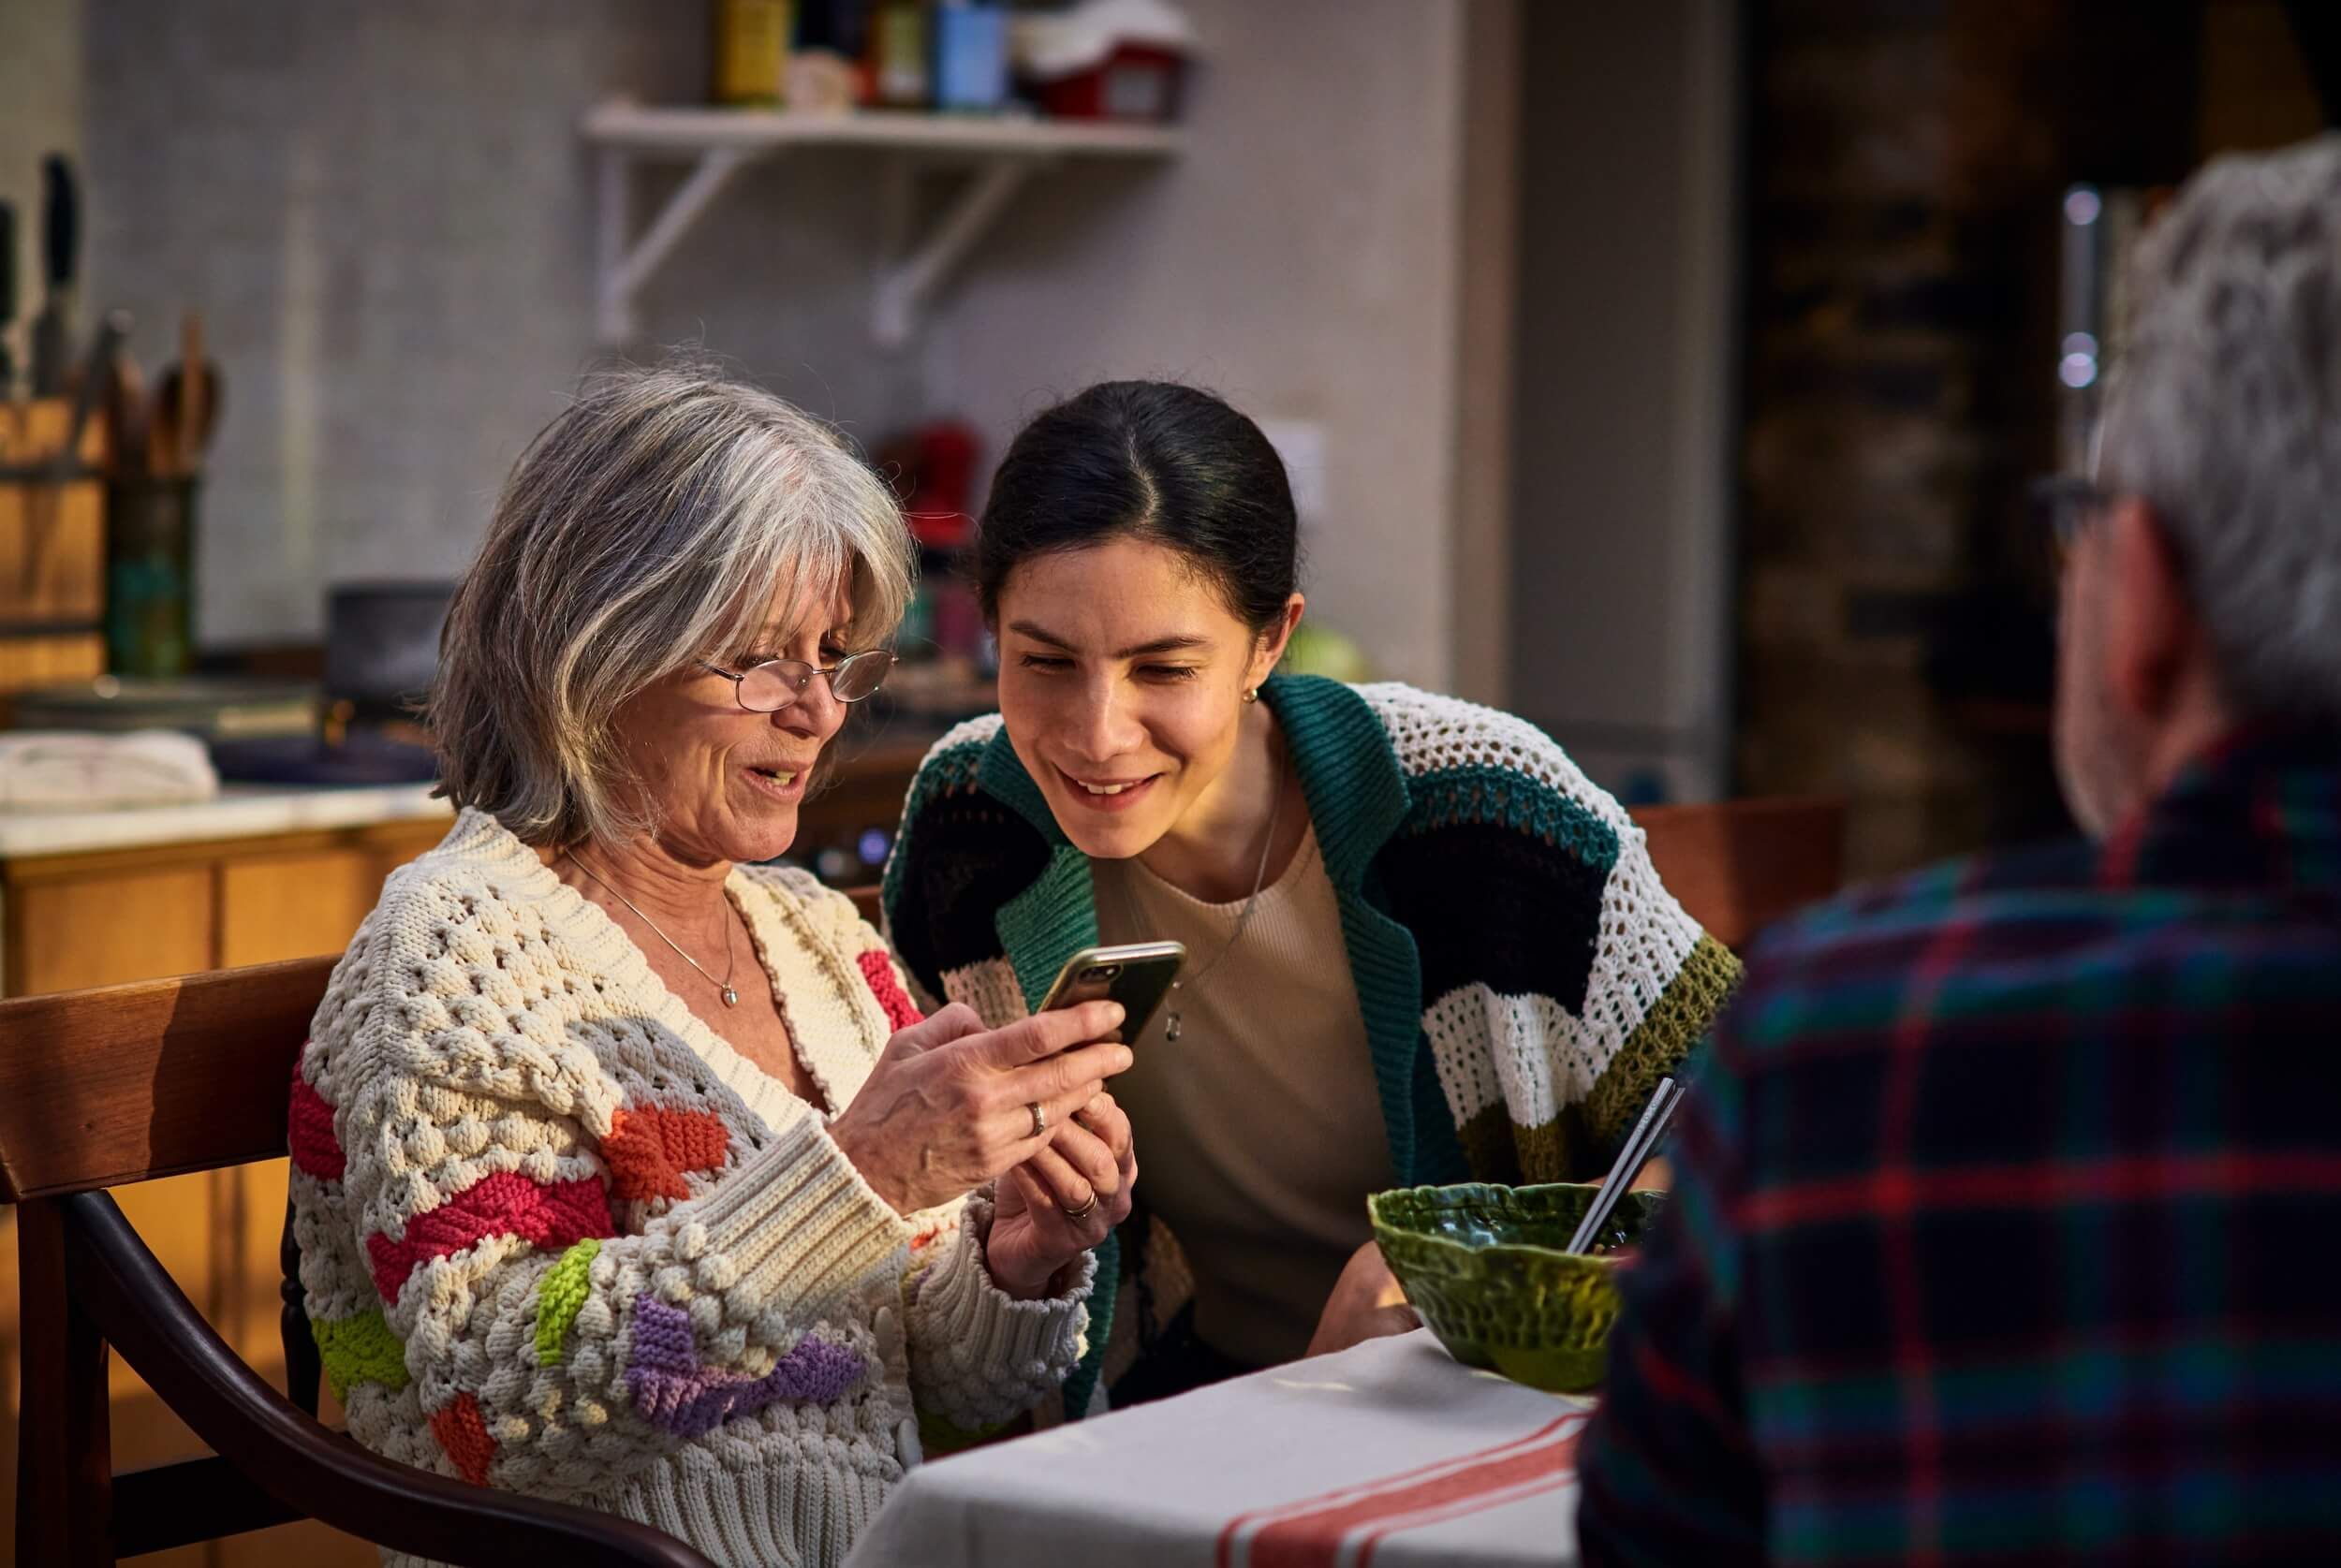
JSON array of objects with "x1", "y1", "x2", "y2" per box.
[
  {"x1": 1059, "y1": 1189, "x2": 1098, "y2": 1220},
  {"x1": 1028, "y1": 1101, "x2": 1048, "y2": 1137}
]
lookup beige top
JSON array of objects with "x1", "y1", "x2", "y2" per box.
[{"x1": 1093, "y1": 823, "x2": 1395, "y2": 1367}]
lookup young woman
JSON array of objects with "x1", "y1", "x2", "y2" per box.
[{"x1": 883, "y1": 381, "x2": 1739, "y2": 1411}]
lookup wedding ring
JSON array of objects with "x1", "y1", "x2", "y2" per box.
[
  {"x1": 1059, "y1": 1190, "x2": 1098, "y2": 1221},
  {"x1": 1027, "y1": 1101, "x2": 1048, "y2": 1138}
]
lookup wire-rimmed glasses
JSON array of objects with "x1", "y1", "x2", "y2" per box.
[
  {"x1": 2027, "y1": 474, "x2": 2113, "y2": 564},
  {"x1": 700, "y1": 650, "x2": 897, "y2": 713}
]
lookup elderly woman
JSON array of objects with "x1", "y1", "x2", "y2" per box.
[
  {"x1": 287, "y1": 365, "x2": 1137, "y2": 1568},
  {"x1": 884, "y1": 381, "x2": 1740, "y2": 1413}
]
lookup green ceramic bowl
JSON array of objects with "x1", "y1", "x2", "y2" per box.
[{"x1": 1368, "y1": 1181, "x2": 1666, "y2": 1394}]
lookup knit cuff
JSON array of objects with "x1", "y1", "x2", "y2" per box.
[
  {"x1": 912, "y1": 1192, "x2": 1094, "y2": 1378},
  {"x1": 683, "y1": 1111, "x2": 910, "y2": 1311}
]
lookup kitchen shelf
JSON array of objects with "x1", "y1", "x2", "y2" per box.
[{"x1": 581, "y1": 101, "x2": 1184, "y2": 348}]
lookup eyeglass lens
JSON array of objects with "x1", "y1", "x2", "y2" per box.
[{"x1": 735, "y1": 652, "x2": 891, "y2": 711}]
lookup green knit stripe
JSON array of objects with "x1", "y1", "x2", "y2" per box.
[
  {"x1": 1581, "y1": 934, "x2": 1744, "y2": 1154},
  {"x1": 1265, "y1": 675, "x2": 1410, "y2": 890},
  {"x1": 312, "y1": 1308, "x2": 411, "y2": 1401},
  {"x1": 978, "y1": 723, "x2": 1071, "y2": 846},
  {"x1": 534, "y1": 1238, "x2": 602, "y2": 1367},
  {"x1": 1259, "y1": 677, "x2": 1453, "y2": 1180},
  {"x1": 880, "y1": 733, "x2": 993, "y2": 915},
  {"x1": 1400, "y1": 765, "x2": 1622, "y2": 872},
  {"x1": 997, "y1": 843, "x2": 1102, "y2": 1015},
  {"x1": 1455, "y1": 1100, "x2": 1568, "y2": 1184}
]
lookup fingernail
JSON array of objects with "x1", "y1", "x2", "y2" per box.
[{"x1": 1104, "y1": 1003, "x2": 1126, "y2": 1024}]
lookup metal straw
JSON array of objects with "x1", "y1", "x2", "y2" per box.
[{"x1": 1566, "y1": 1076, "x2": 1686, "y2": 1254}]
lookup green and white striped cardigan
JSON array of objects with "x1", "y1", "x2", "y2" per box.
[{"x1": 880, "y1": 674, "x2": 1740, "y2": 1412}]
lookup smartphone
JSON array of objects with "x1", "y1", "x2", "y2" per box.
[{"x1": 1036, "y1": 941, "x2": 1187, "y2": 1043}]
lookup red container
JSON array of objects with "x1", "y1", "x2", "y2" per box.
[{"x1": 1035, "y1": 42, "x2": 1185, "y2": 122}]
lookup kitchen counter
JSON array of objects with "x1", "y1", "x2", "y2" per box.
[{"x1": 0, "y1": 781, "x2": 453, "y2": 858}]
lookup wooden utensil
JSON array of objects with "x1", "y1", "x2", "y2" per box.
[
  {"x1": 101, "y1": 344, "x2": 147, "y2": 479},
  {"x1": 151, "y1": 312, "x2": 222, "y2": 478}
]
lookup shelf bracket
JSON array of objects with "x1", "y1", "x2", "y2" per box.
[
  {"x1": 871, "y1": 156, "x2": 1053, "y2": 351},
  {"x1": 596, "y1": 146, "x2": 758, "y2": 344}
]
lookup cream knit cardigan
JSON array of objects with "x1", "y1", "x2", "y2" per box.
[{"x1": 287, "y1": 809, "x2": 1091, "y2": 1568}]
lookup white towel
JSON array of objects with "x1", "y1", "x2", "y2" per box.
[{"x1": 0, "y1": 729, "x2": 220, "y2": 810}]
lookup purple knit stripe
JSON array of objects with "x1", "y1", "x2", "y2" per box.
[{"x1": 624, "y1": 1293, "x2": 868, "y2": 1438}]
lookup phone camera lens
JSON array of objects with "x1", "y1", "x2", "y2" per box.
[{"x1": 1082, "y1": 964, "x2": 1123, "y2": 982}]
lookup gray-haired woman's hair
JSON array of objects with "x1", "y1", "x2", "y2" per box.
[
  {"x1": 2097, "y1": 132, "x2": 2341, "y2": 722},
  {"x1": 430, "y1": 362, "x2": 914, "y2": 847}
]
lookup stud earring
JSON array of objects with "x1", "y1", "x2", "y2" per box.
[{"x1": 1244, "y1": 687, "x2": 1259, "y2": 704}]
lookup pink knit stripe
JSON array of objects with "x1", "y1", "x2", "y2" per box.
[
  {"x1": 287, "y1": 1055, "x2": 346, "y2": 1181},
  {"x1": 857, "y1": 949, "x2": 923, "y2": 1031},
  {"x1": 366, "y1": 1170, "x2": 614, "y2": 1302}
]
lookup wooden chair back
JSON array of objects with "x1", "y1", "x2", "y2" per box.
[{"x1": 0, "y1": 959, "x2": 715, "y2": 1568}]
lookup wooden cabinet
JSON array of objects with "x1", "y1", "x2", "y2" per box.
[
  {"x1": 0, "y1": 813, "x2": 449, "y2": 1567},
  {"x1": 13, "y1": 866, "x2": 215, "y2": 993}
]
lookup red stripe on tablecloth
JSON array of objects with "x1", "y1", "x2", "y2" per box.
[
  {"x1": 1215, "y1": 1410, "x2": 1586, "y2": 1568},
  {"x1": 1353, "y1": 1467, "x2": 1578, "y2": 1568}
]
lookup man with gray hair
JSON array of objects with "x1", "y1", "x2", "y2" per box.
[{"x1": 1574, "y1": 135, "x2": 2341, "y2": 1564}]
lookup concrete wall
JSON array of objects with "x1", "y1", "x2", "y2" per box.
[
  {"x1": 0, "y1": 0, "x2": 84, "y2": 395},
  {"x1": 924, "y1": 0, "x2": 1471, "y2": 687},
  {"x1": 1507, "y1": 0, "x2": 1738, "y2": 800},
  {"x1": 45, "y1": 0, "x2": 1479, "y2": 685},
  {"x1": 74, "y1": 0, "x2": 923, "y2": 644}
]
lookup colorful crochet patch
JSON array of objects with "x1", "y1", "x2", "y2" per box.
[
  {"x1": 533, "y1": 1238, "x2": 602, "y2": 1367},
  {"x1": 602, "y1": 1105, "x2": 729, "y2": 1203},
  {"x1": 287, "y1": 1056, "x2": 346, "y2": 1181},
  {"x1": 624, "y1": 1293, "x2": 867, "y2": 1438},
  {"x1": 857, "y1": 948, "x2": 923, "y2": 1031},
  {"x1": 365, "y1": 1170, "x2": 614, "y2": 1303},
  {"x1": 430, "y1": 1391, "x2": 495, "y2": 1486},
  {"x1": 311, "y1": 1308, "x2": 411, "y2": 1399}
]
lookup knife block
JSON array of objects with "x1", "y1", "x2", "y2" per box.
[{"x1": 0, "y1": 399, "x2": 108, "y2": 694}]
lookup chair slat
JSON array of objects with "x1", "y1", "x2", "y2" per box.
[
  {"x1": 0, "y1": 955, "x2": 336, "y2": 1202},
  {"x1": 113, "y1": 1455, "x2": 302, "y2": 1556}
]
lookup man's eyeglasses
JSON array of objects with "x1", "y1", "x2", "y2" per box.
[
  {"x1": 700, "y1": 650, "x2": 897, "y2": 713},
  {"x1": 2028, "y1": 474, "x2": 2112, "y2": 560}
]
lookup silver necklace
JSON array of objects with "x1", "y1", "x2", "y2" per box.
[
  {"x1": 1111, "y1": 764, "x2": 1287, "y2": 1042},
  {"x1": 565, "y1": 850, "x2": 742, "y2": 1007}
]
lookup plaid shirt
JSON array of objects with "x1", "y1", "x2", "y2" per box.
[{"x1": 1576, "y1": 728, "x2": 2341, "y2": 1566}]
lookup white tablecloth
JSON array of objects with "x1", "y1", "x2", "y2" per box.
[{"x1": 847, "y1": 1330, "x2": 1588, "y2": 1568}]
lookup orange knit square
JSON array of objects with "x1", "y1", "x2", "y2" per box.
[
  {"x1": 603, "y1": 1105, "x2": 730, "y2": 1203},
  {"x1": 429, "y1": 1391, "x2": 495, "y2": 1487}
]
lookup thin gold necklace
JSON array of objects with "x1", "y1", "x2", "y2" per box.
[
  {"x1": 565, "y1": 849, "x2": 742, "y2": 1007},
  {"x1": 1109, "y1": 761, "x2": 1288, "y2": 1043}
]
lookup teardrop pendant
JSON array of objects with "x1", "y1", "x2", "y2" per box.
[
  {"x1": 1165, "y1": 1010, "x2": 1182, "y2": 1042},
  {"x1": 720, "y1": 985, "x2": 740, "y2": 1007}
]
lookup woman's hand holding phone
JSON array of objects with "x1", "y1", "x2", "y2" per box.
[
  {"x1": 828, "y1": 1000, "x2": 1134, "y2": 1218},
  {"x1": 989, "y1": 1090, "x2": 1139, "y2": 1298}
]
